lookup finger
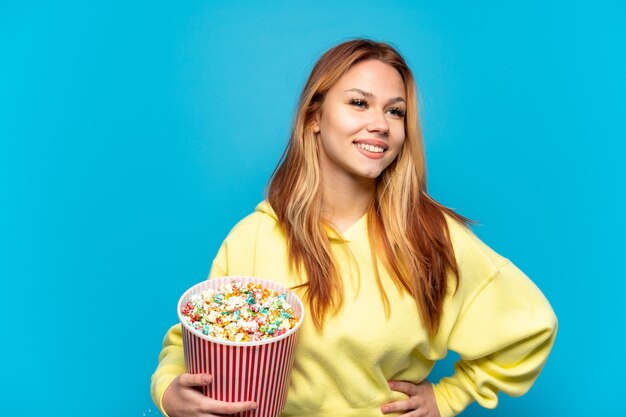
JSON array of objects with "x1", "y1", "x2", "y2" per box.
[
  {"x1": 201, "y1": 398, "x2": 258, "y2": 415},
  {"x1": 388, "y1": 380, "x2": 421, "y2": 396},
  {"x1": 381, "y1": 398, "x2": 419, "y2": 415},
  {"x1": 179, "y1": 373, "x2": 213, "y2": 387}
]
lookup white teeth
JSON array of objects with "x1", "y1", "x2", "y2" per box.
[{"x1": 356, "y1": 143, "x2": 384, "y2": 153}]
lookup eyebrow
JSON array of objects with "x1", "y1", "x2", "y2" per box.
[{"x1": 344, "y1": 88, "x2": 406, "y2": 104}]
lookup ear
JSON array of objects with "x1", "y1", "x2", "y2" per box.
[{"x1": 311, "y1": 112, "x2": 321, "y2": 133}]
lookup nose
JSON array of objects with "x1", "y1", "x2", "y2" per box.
[{"x1": 366, "y1": 109, "x2": 389, "y2": 136}]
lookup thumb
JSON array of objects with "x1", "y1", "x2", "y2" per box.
[{"x1": 179, "y1": 373, "x2": 213, "y2": 387}]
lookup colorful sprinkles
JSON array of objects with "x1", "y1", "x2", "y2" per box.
[{"x1": 181, "y1": 278, "x2": 300, "y2": 342}]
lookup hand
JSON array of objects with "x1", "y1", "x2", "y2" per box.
[
  {"x1": 162, "y1": 373, "x2": 257, "y2": 417},
  {"x1": 381, "y1": 380, "x2": 441, "y2": 417}
]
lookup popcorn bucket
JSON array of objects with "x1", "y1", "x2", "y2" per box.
[{"x1": 178, "y1": 276, "x2": 305, "y2": 417}]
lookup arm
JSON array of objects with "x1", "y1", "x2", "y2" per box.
[
  {"x1": 151, "y1": 324, "x2": 186, "y2": 416},
  {"x1": 432, "y1": 261, "x2": 558, "y2": 417},
  {"x1": 382, "y1": 261, "x2": 557, "y2": 417}
]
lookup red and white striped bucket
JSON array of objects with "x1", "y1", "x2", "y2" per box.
[{"x1": 178, "y1": 276, "x2": 304, "y2": 417}]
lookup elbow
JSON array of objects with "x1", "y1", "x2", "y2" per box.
[
  {"x1": 532, "y1": 297, "x2": 558, "y2": 344},
  {"x1": 535, "y1": 301, "x2": 557, "y2": 334}
]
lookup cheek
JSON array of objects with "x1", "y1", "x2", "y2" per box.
[
  {"x1": 389, "y1": 129, "x2": 406, "y2": 159},
  {"x1": 391, "y1": 126, "x2": 406, "y2": 147},
  {"x1": 322, "y1": 108, "x2": 361, "y2": 136}
]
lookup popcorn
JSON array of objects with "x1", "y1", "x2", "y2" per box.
[{"x1": 180, "y1": 278, "x2": 300, "y2": 342}]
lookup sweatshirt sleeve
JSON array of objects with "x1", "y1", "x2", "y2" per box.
[
  {"x1": 150, "y1": 324, "x2": 185, "y2": 417},
  {"x1": 432, "y1": 261, "x2": 558, "y2": 417}
]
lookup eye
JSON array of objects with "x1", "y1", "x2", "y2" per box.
[
  {"x1": 349, "y1": 98, "x2": 368, "y2": 109},
  {"x1": 388, "y1": 107, "x2": 406, "y2": 118}
]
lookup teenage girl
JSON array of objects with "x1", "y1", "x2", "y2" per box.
[{"x1": 151, "y1": 39, "x2": 557, "y2": 417}]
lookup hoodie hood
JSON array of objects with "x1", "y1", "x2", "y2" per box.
[
  {"x1": 256, "y1": 200, "x2": 363, "y2": 242},
  {"x1": 255, "y1": 200, "x2": 278, "y2": 220}
]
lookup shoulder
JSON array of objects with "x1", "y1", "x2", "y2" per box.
[
  {"x1": 444, "y1": 213, "x2": 510, "y2": 277},
  {"x1": 210, "y1": 201, "x2": 291, "y2": 280},
  {"x1": 224, "y1": 201, "x2": 283, "y2": 243},
  {"x1": 442, "y1": 213, "x2": 523, "y2": 304},
  {"x1": 442, "y1": 213, "x2": 553, "y2": 314},
  {"x1": 439, "y1": 215, "x2": 556, "y2": 340},
  {"x1": 219, "y1": 201, "x2": 287, "y2": 256}
]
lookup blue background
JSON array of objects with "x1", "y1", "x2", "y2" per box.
[{"x1": 1, "y1": 1, "x2": 624, "y2": 416}]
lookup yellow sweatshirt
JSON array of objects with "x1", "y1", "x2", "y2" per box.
[{"x1": 151, "y1": 201, "x2": 557, "y2": 417}]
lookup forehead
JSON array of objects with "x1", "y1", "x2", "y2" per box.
[{"x1": 333, "y1": 59, "x2": 406, "y2": 98}]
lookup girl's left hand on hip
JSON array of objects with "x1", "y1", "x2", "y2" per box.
[{"x1": 381, "y1": 379, "x2": 441, "y2": 417}]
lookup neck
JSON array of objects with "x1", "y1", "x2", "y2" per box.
[{"x1": 321, "y1": 172, "x2": 375, "y2": 233}]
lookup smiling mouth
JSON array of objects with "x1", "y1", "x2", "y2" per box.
[{"x1": 355, "y1": 143, "x2": 385, "y2": 153}]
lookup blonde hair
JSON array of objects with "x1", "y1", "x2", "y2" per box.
[{"x1": 268, "y1": 39, "x2": 469, "y2": 335}]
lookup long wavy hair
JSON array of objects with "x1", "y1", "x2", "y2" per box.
[{"x1": 267, "y1": 39, "x2": 470, "y2": 336}]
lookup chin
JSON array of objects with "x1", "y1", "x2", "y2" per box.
[{"x1": 355, "y1": 169, "x2": 384, "y2": 180}]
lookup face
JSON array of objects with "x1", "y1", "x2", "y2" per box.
[{"x1": 312, "y1": 59, "x2": 406, "y2": 184}]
